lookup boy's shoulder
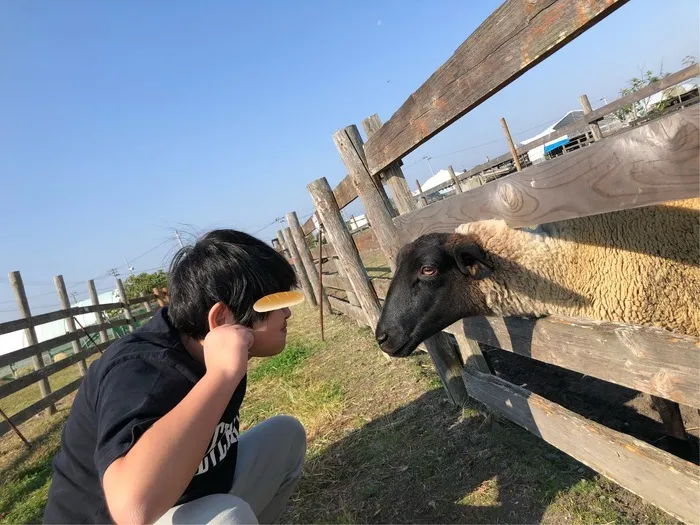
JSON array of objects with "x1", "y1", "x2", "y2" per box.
[{"x1": 90, "y1": 307, "x2": 204, "y2": 386}]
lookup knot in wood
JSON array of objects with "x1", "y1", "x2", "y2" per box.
[{"x1": 496, "y1": 182, "x2": 523, "y2": 213}]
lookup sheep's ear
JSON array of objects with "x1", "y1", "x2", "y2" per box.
[{"x1": 453, "y1": 242, "x2": 492, "y2": 280}]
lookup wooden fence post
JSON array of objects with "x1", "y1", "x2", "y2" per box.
[
  {"x1": 286, "y1": 212, "x2": 331, "y2": 314},
  {"x1": 9, "y1": 271, "x2": 56, "y2": 415},
  {"x1": 415, "y1": 179, "x2": 428, "y2": 207},
  {"x1": 362, "y1": 114, "x2": 417, "y2": 215},
  {"x1": 280, "y1": 228, "x2": 318, "y2": 308},
  {"x1": 500, "y1": 117, "x2": 522, "y2": 172},
  {"x1": 333, "y1": 125, "x2": 401, "y2": 271},
  {"x1": 115, "y1": 278, "x2": 134, "y2": 332},
  {"x1": 308, "y1": 177, "x2": 381, "y2": 328},
  {"x1": 153, "y1": 287, "x2": 165, "y2": 308},
  {"x1": 447, "y1": 165, "x2": 463, "y2": 194},
  {"x1": 579, "y1": 94, "x2": 603, "y2": 141},
  {"x1": 87, "y1": 280, "x2": 109, "y2": 344},
  {"x1": 54, "y1": 275, "x2": 87, "y2": 376}
]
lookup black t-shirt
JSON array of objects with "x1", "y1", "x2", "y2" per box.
[{"x1": 43, "y1": 308, "x2": 246, "y2": 524}]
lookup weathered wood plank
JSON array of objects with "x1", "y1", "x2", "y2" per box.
[
  {"x1": 9, "y1": 271, "x2": 54, "y2": 415},
  {"x1": 328, "y1": 296, "x2": 366, "y2": 325},
  {"x1": 89, "y1": 280, "x2": 109, "y2": 345},
  {"x1": 54, "y1": 275, "x2": 87, "y2": 377},
  {"x1": 446, "y1": 322, "x2": 491, "y2": 374},
  {"x1": 0, "y1": 303, "x2": 120, "y2": 337},
  {"x1": 364, "y1": 0, "x2": 630, "y2": 174},
  {"x1": 0, "y1": 319, "x2": 128, "y2": 369},
  {"x1": 462, "y1": 367, "x2": 700, "y2": 524},
  {"x1": 579, "y1": 94, "x2": 603, "y2": 141},
  {"x1": 129, "y1": 293, "x2": 155, "y2": 305},
  {"x1": 363, "y1": 114, "x2": 417, "y2": 215},
  {"x1": 333, "y1": 126, "x2": 401, "y2": 271},
  {"x1": 394, "y1": 106, "x2": 700, "y2": 243},
  {"x1": 310, "y1": 243, "x2": 336, "y2": 261},
  {"x1": 322, "y1": 273, "x2": 350, "y2": 291},
  {"x1": 500, "y1": 118, "x2": 522, "y2": 172},
  {"x1": 0, "y1": 376, "x2": 86, "y2": 437},
  {"x1": 423, "y1": 331, "x2": 470, "y2": 406},
  {"x1": 281, "y1": 228, "x2": 318, "y2": 308},
  {"x1": 115, "y1": 279, "x2": 134, "y2": 333},
  {"x1": 0, "y1": 345, "x2": 100, "y2": 400},
  {"x1": 288, "y1": 212, "x2": 331, "y2": 314},
  {"x1": 308, "y1": 177, "x2": 382, "y2": 329},
  {"x1": 445, "y1": 315, "x2": 700, "y2": 408},
  {"x1": 370, "y1": 278, "x2": 391, "y2": 300}
]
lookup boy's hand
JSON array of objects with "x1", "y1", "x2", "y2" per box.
[{"x1": 202, "y1": 324, "x2": 253, "y2": 381}]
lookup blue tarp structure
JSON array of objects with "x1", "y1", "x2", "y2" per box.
[{"x1": 543, "y1": 137, "x2": 569, "y2": 153}]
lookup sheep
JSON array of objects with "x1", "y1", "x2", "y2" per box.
[{"x1": 375, "y1": 197, "x2": 699, "y2": 458}]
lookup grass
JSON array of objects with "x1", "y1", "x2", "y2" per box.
[{"x1": 0, "y1": 301, "x2": 681, "y2": 524}]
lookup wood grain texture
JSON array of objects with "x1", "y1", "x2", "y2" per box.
[
  {"x1": 363, "y1": 114, "x2": 417, "y2": 215},
  {"x1": 579, "y1": 94, "x2": 603, "y2": 140},
  {"x1": 423, "y1": 331, "x2": 470, "y2": 406},
  {"x1": 394, "y1": 106, "x2": 700, "y2": 243},
  {"x1": 282, "y1": 227, "x2": 318, "y2": 308},
  {"x1": 310, "y1": 243, "x2": 337, "y2": 261},
  {"x1": 308, "y1": 177, "x2": 381, "y2": 329},
  {"x1": 54, "y1": 275, "x2": 87, "y2": 377},
  {"x1": 328, "y1": 296, "x2": 366, "y2": 325},
  {"x1": 446, "y1": 322, "x2": 491, "y2": 374},
  {"x1": 88, "y1": 279, "x2": 110, "y2": 344},
  {"x1": 0, "y1": 376, "x2": 86, "y2": 438},
  {"x1": 129, "y1": 293, "x2": 156, "y2": 305},
  {"x1": 0, "y1": 319, "x2": 128, "y2": 369},
  {"x1": 447, "y1": 165, "x2": 463, "y2": 194},
  {"x1": 287, "y1": 212, "x2": 331, "y2": 313},
  {"x1": 462, "y1": 367, "x2": 700, "y2": 524},
  {"x1": 322, "y1": 273, "x2": 350, "y2": 291},
  {"x1": 333, "y1": 125, "x2": 401, "y2": 271},
  {"x1": 444, "y1": 315, "x2": 700, "y2": 408},
  {"x1": 9, "y1": 271, "x2": 54, "y2": 414},
  {"x1": 500, "y1": 118, "x2": 522, "y2": 171},
  {"x1": 0, "y1": 345, "x2": 100, "y2": 400},
  {"x1": 364, "y1": 0, "x2": 630, "y2": 174},
  {"x1": 115, "y1": 278, "x2": 134, "y2": 333}
]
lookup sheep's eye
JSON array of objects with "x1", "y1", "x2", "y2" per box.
[{"x1": 420, "y1": 265, "x2": 437, "y2": 276}]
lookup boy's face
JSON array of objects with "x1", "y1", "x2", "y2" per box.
[{"x1": 248, "y1": 307, "x2": 292, "y2": 358}]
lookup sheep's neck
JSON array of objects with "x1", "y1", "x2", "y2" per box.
[{"x1": 460, "y1": 221, "x2": 590, "y2": 320}]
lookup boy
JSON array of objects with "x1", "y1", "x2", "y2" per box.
[{"x1": 43, "y1": 230, "x2": 307, "y2": 524}]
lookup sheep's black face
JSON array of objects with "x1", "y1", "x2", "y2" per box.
[{"x1": 375, "y1": 233, "x2": 492, "y2": 357}]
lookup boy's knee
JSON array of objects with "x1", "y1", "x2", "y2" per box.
[
  {"x1": 168, "y1": 494, "x2": 258, "y2": 524},
  {"x1": 269, "y1": 415, "x2": 306, "y2": 465}
]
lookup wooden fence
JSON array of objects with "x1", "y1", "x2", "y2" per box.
[
  {"x1": 273, "y1": 1, "x2": 700, "y2": 522},
  {"x1": 0, "y1": 275, "x2": 169, "y2": 438}
]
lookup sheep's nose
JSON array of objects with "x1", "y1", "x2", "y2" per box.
[{"x1": 376, "y1": 332, "x2": 389, "y2": 345}]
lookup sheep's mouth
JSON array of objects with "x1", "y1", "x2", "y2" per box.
[{"x1": 379, "y1": 334, "x2": 422, "y2": 358}]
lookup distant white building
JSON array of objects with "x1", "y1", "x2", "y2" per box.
[
  {"x1": 0, "y1": 289, "x2": 118, "y2": 358},
  {"x1": 519, "y1": 110, "x2": 586, "y2": 164},
  {"x1": 413, "y1": 168, "x2": 466, "y2": 196}
]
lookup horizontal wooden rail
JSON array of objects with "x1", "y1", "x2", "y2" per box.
[
  {"x1": 133, "y1": 311, "x2": 152, "y2": 323},
  {"x1": 371, "y1": 278, "x2": 391, "y2": 300},
  {"x1": 0, "y1": 345, "x2": 101, "y2": 400},
  {"x1": 129, "y1": 294, "x2": 155, "y2": 305},
  {"x1": 0, "y1": 376, "x2": 86, "y2": 437},
  {"x1": 0, "y1": 302, "x2": 125, "y2": 336},
  {"x1": 444, "y1": 316, "x2": 700, "y2": 408},
  {"x1": 394, "y1": 106, "x2": 700, "y2": 242},
  {"x1": 364, "y1": 0, "x2": 630, "y2": 175},
  {"x1": 0, "y1": 319, "x2": 129, "y2": 369},
  {"x1": 328, "y1": 296, "x2": 365, "y2": 325},
  {"x1": 311, "y1": 243, "x2": 337, "y2": 261},
  {"x1": 322, "y1": 273, "x2": 348, "y2": 291},
  {"x1": 462, "y1": 367, "x2": 700, "y2": 524}
]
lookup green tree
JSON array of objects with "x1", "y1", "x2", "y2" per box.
[
  {"x1": 124, "y1": 270, "x2": 168, "y2": 300},
  {"x1": 613, "y1": 66, "x2": 670, "y2": 122}
]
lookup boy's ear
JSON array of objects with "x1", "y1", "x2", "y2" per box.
[{"x1": 207, "y1": 301, "x2": 234, "y2": 330}]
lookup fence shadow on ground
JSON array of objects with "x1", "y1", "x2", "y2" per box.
[{"x1": 286, "y1": 388, "x2": 600, "y2": 524}]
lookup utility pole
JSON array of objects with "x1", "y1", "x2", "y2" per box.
[
  {"x1": 70, "y1": 291, "x2": 79, "y2": 305},
  {"x1": 422, "y1": 155, "x2": 435, "y2": 176},
  {"x1": 107, "y1": 268, "x2": 120, "y2": 278},
  {"x1": 174, "y1": 229, "x2": 184, "y2": 248},
  {"x1": 124, "y1": 258, "x2": 134, "y2": 276}
]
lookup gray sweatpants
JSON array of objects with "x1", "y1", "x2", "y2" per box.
[{"x1": 155, "y1": 415, "x2": 306, "y2": 524}]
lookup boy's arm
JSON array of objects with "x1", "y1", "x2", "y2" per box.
[{"x1": 102, "y1": 324, "x2": 252, "y2": 525}]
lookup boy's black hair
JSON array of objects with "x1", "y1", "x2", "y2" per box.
[{"x1": 167, "y1": 229, "x2": 297, "y2": 339}]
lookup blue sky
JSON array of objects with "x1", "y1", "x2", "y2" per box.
[{"x1": 1, "y1": 0, "x2": 698, "y2": 319}]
